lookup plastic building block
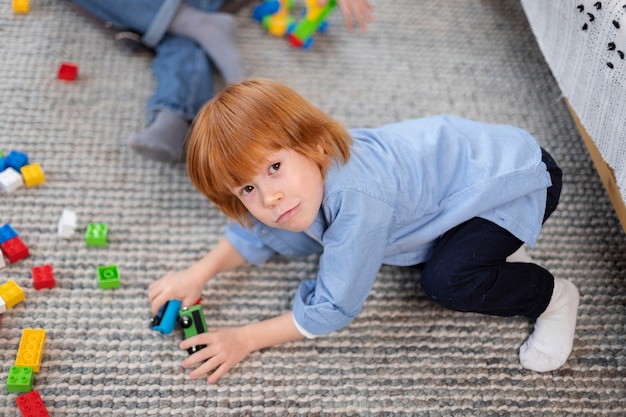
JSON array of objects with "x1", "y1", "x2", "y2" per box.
[
  {"x1": 12, "y1": 0, "x2": 29, "y2": 13},
  {"x1": 21, "y1": 163, "x2": 45, "y2": 188},
  {"x1": 1, "y1": 236, "x2": 29, "y2": 263},
  {"x1": 32, "y1": 265, "x2": 55, "y2": 290},
  {"x1": 0, "y1": 167, "x2": 25, "y2": 193},
  {"x1": 4, "y1": 150, "x2": 29, "y2": 171},
  {"x1": 16, "y1": 329, "x2": 46, "y2": 372},
  {"x1": 0, "y1": 296, "x2": 6, "y2": 314},
  {"x1": 254, "y1": 0, "x2": 295, "y2": 36},
  {"x1": 85, "y1": 223, "x2": 108, "y2": 246},
  {"x1": 0, "y1": 254, "x2": 5, "y2": 269},
  {"x1": 58, "y1": 209, "x2": 77, "y2": 238},
  {"x1": 7, "y1": 366, "x2": 34, "y2": 393},
  {"x1": 0, "y1": 223, "x2": 18, "y2": 244},
  {"x1": 151, "y1": 299, "x2": 181, "y2": 334},
  {"x1": 0, "y1": 279, "x2": 25, "y2": 309},
  {"x1": 16, "y1": 390, "x2": 50, "y2": 417},
  {"x1": 287, "y1": 0, "x2": 336, "y2": 49},
  {"x1": 97, "y1": 265, "x2": 120, "y2": 289},
  {"x1": 58, "y1": 62, "x2": 78, "y2": 81},
  {"x1": 178, "y1": 304, "x2": 208, "y2": 354}
]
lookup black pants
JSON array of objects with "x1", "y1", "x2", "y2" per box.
[{"x1": 420, "y1": 149, "x2": 562, "y2": 320}]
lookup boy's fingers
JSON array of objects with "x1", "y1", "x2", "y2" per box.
[{"x1": 207, "y1": 363, "x2": 230, "y2": 384}]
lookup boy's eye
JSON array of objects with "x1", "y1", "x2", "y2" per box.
[
  {"x1": 241, "y1": 185, "x2": 254, "y2": 196},
  {"x1": 269, "y1": 162, "x2": 280, "y2": 174}
]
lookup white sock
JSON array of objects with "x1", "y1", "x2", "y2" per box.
[
  {"x1": 507, "y1": 245, "x2": 533, "y2": 263},
  {"x1": 519, "y1": 278, "x2": 580, "y2": 372},
  {"x1": 168, "y1": 5, "x2": 245, "y2": 84}
]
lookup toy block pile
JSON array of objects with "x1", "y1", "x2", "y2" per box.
[
  {"x1": 2, "y1": 151, "x2": 121, "y2": 415},
  {"x1": 0, "y1": 150, "x2": 45, "y2": 193},
  {"x1": 252, "y1": 0, "x2": 337, "y2": 49},
  {"x1": 6, "y1": 329, "x2": 51, "y2": 416}
]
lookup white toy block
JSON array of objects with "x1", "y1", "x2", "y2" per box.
[
  {"x1": 58, "y1": 209, "x2": 78, "y2": 238},
  {"x1": 0, "y1": 296, "x2": 6, "y2": 314},
  {"x1": 0, "y1": 254, "x2": 5, "y2": 269},
  {"x1": 0, "y1": 167, "x2": 24, "y2": 193}
]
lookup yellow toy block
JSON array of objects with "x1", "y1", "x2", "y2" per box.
[
  {"x1": 16, "y1": 329, "x2": 46, "y2": 372},
  {"x1": 0, "y1": 279, "x2": 25, "y2": 309},
  {"x1": 12, "y1": 0, "x2": 29, "y2": 13},
  {"x1": 21, "y1": 163, "x2": 45, "y2": 188}
]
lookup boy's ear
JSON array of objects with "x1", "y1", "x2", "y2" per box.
[{"x1": 316, "y1": 144, "x2": 325, "y2": 154}]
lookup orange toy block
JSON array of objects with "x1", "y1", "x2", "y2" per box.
[
  {"x1": 16, "y1": 329, "x2": 46, "y2": 372},
  {"x1": 0, "y1": 279, "x2": 25, "y2": 309},
  {"x1": 12, "y1": 0, "x2": 29, "y2": 13},
  {"x1": 21, "y1": 163, "x2": 45, "y2": 188}
]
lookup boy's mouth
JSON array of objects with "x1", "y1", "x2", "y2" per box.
[{"x1": 276, "y1": 203, "x2": 300, "y2": 224}]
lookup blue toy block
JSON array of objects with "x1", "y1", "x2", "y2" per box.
[
  {"x1": 150, "y1": 299, "x2": 182, "y2": 335},
  {"x1": 0, "y1": 224, "x2": 18, "y2": 244},
  {"x1": 4, "y1": 150, "x2": 28, "y2": 171},
  {"x1": 253, "y1": 0, "x2": 280, "y2": 21}
]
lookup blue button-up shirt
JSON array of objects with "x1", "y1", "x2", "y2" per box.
[{"x1": 224, "y1": 115, "x2": 552, "y2": 337}]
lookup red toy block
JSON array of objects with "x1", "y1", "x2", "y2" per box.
[
  {"x1": 57, "y1": 62, "x2": 78, "y2": 81},
  {"x1": 1, "y1": 236, "x2": 29, "y2": 263},
  {"x1": 16, "y1": 390, "x2": 50, "y2": 417},
  {"x1": 32, "y1": 264, "x2": 55, "y2": 290}
]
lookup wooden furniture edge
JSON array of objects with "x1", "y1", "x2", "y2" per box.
[{"x1": 566, "y1": 100, "x2": 626, "y2": 233}]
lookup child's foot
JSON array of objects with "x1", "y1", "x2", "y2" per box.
[
  {"x1": 519, "y1": 278, "x2": 580, "y2": 372},
  {"x1": 168, "y1": 6, "x2": 245, "y2": 84},
  {"x1": 128, "y1": 111, "x2": 189, "y2": 162}
]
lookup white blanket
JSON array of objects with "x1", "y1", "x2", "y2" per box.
[{"x1": 521, "y1": 0, "x2": 626, "y2": 200}]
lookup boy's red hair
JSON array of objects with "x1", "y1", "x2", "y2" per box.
[{"x1": 186, "y1": 78, "x2": 352, "y2": 225}]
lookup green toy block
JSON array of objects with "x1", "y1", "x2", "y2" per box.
[
  {"x1": 6, "y1": 366, "x2": 34, "y2": 393},
  {"x1": 85, "y1": 223, "x2": 108, "y2": 247},
  {"x1": 97, "y1": 265, "x2": 120, "y2": 289}
]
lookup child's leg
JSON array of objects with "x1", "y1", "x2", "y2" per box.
[
  {"x1": 128, "y1": 110, "x2": 190, "y2": 162},
  {"x1": 167, "y1": 4, "x2": 245, "y2": 84},
  {"x1": 130, "y1": 35, "x2": 215, "y2": 162},
  {"x1": 421, "y1": 217, "x2": 579, "y2": 372}
]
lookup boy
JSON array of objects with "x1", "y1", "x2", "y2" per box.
[{"x1": 148, "y1": 78, "x2": 579, "y2": 383}]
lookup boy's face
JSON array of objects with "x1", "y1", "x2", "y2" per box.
[{"x1": 231, "y1": 148, "x2": 324, "y2": 232}]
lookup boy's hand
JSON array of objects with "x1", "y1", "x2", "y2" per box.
[
  {"x1": 148, "y1": 268, "x2": 206, "y2": 315},
  {"x1": 181, "y1": 326, "x2": 253, "y2": 384},
  {"x1": 321, "y1": 0, "x2": 374, "y2": 32}
]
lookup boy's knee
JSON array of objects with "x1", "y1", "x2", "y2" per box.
[
  {"x1": 420, "y1": 263, "x2": 455, "y2": 303},
  {"x1": 420, "y1": 262, "x2": 484, "y2": 311}
]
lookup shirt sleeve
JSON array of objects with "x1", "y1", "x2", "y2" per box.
[
  {"x1": 292, "y1": 189, "x2": 395, "y2": 337},
  {"x1": 224, "y1": 221, "x2": 277, "y2": 266}
]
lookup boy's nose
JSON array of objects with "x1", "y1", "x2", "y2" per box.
[{"x1": 262, "y1": 189, "x2": 284, "y2": 207}]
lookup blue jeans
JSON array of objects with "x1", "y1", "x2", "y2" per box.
[
  {"x1": 70, "y1": 0, "x2": 223, "y2": 123},
  {"x1": 421, "y1": 149, "x2": 562, "y2": 320}
]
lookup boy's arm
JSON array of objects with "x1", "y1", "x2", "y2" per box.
[
  {"x1": 181, "y1": 311, "x2": 305, "y2": 383},
  {"x1": 148, "y1": 236, "x2": 247, "y2": 314}
]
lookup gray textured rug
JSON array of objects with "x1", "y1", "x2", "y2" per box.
[{"x1": 1, "y1": 0, "x2": 625, "y2": 416}]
